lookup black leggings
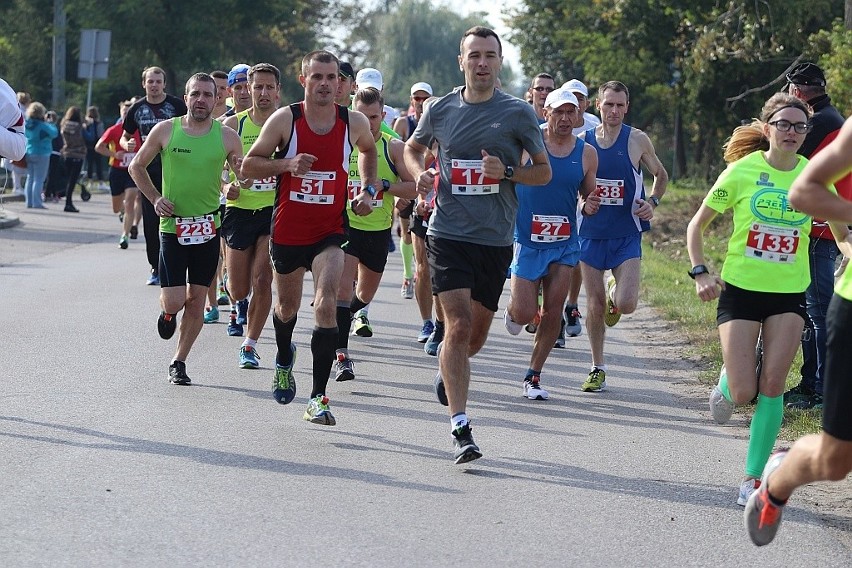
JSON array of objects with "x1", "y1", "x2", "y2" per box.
[{"x1": 63, "y1": 157, "x2": 83, "y2": 208}]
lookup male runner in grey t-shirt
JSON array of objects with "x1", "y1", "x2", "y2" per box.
[{"x1": 404, "y1": 26, "x2": 551, "y2": 464}]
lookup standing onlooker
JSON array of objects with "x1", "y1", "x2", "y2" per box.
[
  {"x1": 43, "y1": 110, "x2": 66, "y2": 202},
  {"x1": 23, "y1": 102, "x2": 58, "y2": 209},
  {"x1": 83, "y1": 106, "x2": 105, "y2": 188},
  {"x1": 60, "y1": 106, "x2": 87, "y2": 213}
]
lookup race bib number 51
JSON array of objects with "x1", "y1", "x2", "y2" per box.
[
  {"x1": 451, "y1": 159, "x2": 499, "y2": 195},
  {"x1": 290, "y1": 170, "x2": 336, "y2": 204},
  {"x1": 595, "y1": 178, "x2": 625, "y2": 206},
  {"x1": 531, "y1": 214, "x2": 570, "y2": 242},
  {"x1": 745, "y1": 223, "x2": 800, "y2": 263},
  {"x1": 176, "y1": 214, "x2": 216, "y2": 245}
]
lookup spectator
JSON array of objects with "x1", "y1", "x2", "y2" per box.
[
  {"x1": 60, "y1": 106, "x2": 87, "y2": 213},
  {"x1": 23, "y1": 102, "x2": 58, "y2": 209},
  {"x1": 43, "y1": 110, "x2": 66, "y2": 202},
  {"x1": 83, "y1": 105, "x2": 106, "y2": 187}
]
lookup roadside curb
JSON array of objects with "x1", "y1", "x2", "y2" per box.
[{"x1": 0, "y1": 209, "x2": 20, "y2": 229}]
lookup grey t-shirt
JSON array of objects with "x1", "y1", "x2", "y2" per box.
[{"x1": 413, "y1": 88, "x2": 545, "y2": 246}]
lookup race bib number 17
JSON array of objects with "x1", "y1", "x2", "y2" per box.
[{"x1": 451, "y1": 159, "x2": 499, "y2": 195}]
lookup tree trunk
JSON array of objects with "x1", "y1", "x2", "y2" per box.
[{"x1": 847, "y1": 0, "x2": 851, "y2": 29}]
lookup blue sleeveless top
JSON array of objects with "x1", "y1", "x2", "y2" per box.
[
  {"x1": 578, "y1": 124, "x2": 648, "y2": 239},
  {"x1": 515, "y1": 137, "x2": 585, "y2": 250}
]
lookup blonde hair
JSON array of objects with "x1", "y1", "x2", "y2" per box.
[
  {"x1": 26, "y1": 102, "x2": 46, "y2": 120},
  {"x1": 723, "y1": 92, "x2": 811, "y2": 163}
]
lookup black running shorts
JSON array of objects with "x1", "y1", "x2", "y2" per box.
[
  {"x1": 159, "y1": 231, "x2": 221, "y2": 288},
  {"x1": 270, "y1": 233, "x2": 346, "y2": 275},
  {"x1": 822, "y1": 294, "x2": 852, "y2": 441},
  {"x1": 427, "y1": 236, "x2": 511, "y2": 313},
  {"x1": 221, "y1": 206, "x2": 272, "y2": 251},
  {"x1": 716, "y1": 282, "x2": 807, "y2": 326},
  {"x1": 343, "y1": 227, "x2": 391, "y2": 274}
]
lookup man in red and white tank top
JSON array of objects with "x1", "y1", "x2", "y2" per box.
[{"x1": 242, "y1": 50, "x2": 378, "y2": 427}]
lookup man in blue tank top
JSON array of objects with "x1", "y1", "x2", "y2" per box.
[
  {"x1": 504, "y1": 87, "x2": 600, "y2": 400},
  {"x1": 577, "y1": 80, "x2": 668, "y2": 393}
]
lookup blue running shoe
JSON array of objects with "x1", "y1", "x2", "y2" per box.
[
  {"x1": 236, "y1": 299, "x2": 249, "y2": 325},
  {"x1": 146, "y1": 271, "x2": 160, "y2": 286},
  {"x1": 424, "y1": 322, "x2": 444, "y2": 356},
  {"x1": 203, "y1": 306, "x2": 219, "y2": 324},
  {"x1": 272, "y1": 345, "x2": 297, "y2": 404},
  {"x1": 227, "y1": 311, "x2": 243, "y2": 337},
  {"x1": 417, "y1": 320, "x2": 435, "y2": 343},
  {"x1": 239, "y1": 345, "x2": 260, "y2": 369}
]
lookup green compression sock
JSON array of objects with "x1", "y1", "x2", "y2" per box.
[
  {"x1": 745, "y1": 393, "x2": 783, "y2": 478},
  {"x1": 400, "y1": 240, "x2": 414, "y2": 280},
  {"x1": 718, "y1": 368, "x2": 733, "y2": 402}
]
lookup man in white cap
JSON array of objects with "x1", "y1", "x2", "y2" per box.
[
  {"x1": 504, "y1": 87, "x2": 599, "y2": 400},
  {"x1": 355, "y1": 68, "x2": 400, "y2": 139},
  {"x1": 394, "y1": 82, "x2": 432, "y2": 141},
  {"x1": 563, "y1": 79, "x2": 601, "y2": 135}
]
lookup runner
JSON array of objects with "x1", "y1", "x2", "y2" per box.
[
  {"x1": 242, "y1": 50, "x2": 379, "y2": 426},
  {"x1": 404, "y1": 26, "x2": 551, "y2": 463},
  {"x1": 222, "y1": 64, "x2": 252, "y2": 118},
  {"x1": 220, "y1": 63, "x2": 281, "y2": 369},
  {"x1": 333, "y1": 87, "x2": 416, "y2": 381},
  {"x1": 210, "y1": 70, "x2": 230, "y2": 119},
  {"x1": 0, "y1": 77, "x2": 26, "y2": 161},
  {"x1": 128, "y1": 72, "x2": 243, "y2": 385},
  {"x1": 744, "y1": 116, "x2": 852, "y2": 546},
  {"x1": 527, "y1": 73, "x2": 556, "y2": 123},
  {"x1": 503, "y1": 87, "x2": 599, "y2": 400},
  {"x1": 685, "y1": 92, "x2": 848, "y2": 506}
]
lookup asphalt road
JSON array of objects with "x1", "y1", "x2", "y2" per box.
[{"x1": 1, "y1": 195, "x2": 849, "y2": 566}]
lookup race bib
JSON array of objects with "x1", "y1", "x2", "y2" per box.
[
  {"x1": 347, "y1": 179, "x2": 382, "y2": 208},
  {"x1": 176, "y1": 214, "x2": 216, "y2": 245},
  {"x1": 745, "y1": 223, "x2": 800, "y2": 263},
  {"x1": 119, "y1": 152, "x2": 135, "y2": 168},
  {"x1": 595, "y1": 178, "x2": 625, "y2": 206},
  {"x1": 289, "y1": 170, "x2": 336, "y2": 204},
  {"x1": 531, "y1": 214, "x2": 570, "y2": 242},
  {"x1": 450, "y1": 159, "x2": 499, "y2": 195},
  {"x1": 250, "y1": 176, "x2": 277, "y2": 192}
]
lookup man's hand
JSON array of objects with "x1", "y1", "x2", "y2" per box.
[
  {"x1": 351, "y1": 191, "x2": 374, "y2": 216},
  {"x1": 289, "y1": 153, "x2": 317, "y2": 176},
  {"x1": 583, "y1": 187, "x2": 602, "y2": 215},
  {"x1": 635, "y1": 198, "x2": 655, "y2": 221},
  {"x1": 416, "y1": 168, "x2": 437, "y2": 196},
  {"x1": 153, "y1": 195, "x2": 174, "y2": 217},
  {"x1": 481, "y1": 149, "x2": 505, "y2": 180}
]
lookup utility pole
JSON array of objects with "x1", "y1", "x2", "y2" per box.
[{"x1": 52, "y1": 0, "x2": 67, "y2": 110}]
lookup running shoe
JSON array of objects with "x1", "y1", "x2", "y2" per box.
[
  {"x1": 119, "y1": 235, "x2": 128, "y2": 250},
  {"x1": 604, "y1": 276, "x2": 621, "y2": 327},
  {"x1": 554, "y1": 322, "x2": 566, "y2": 348},
  {"x1": 272, "y1": 345, "x2": 297, "y2": 404},
  {"x1": 417, "y1": 320, "x2": 435, "y2": 343},
  {"x1": 581, "y1": 367, "x2": 607, "y2": 392},
  {"x1": 525, "y1": 311, "x2": 541, "y2": 334},
  {"x1": 129, "y1": 225, "x2": 138, "y2": 239},
  {"x1": 216, "y1": 284, "x2": 230, "y2": 306},
  {"x1": 146, "y1": 271, "x2": 160, "y2": 286},
  {"x1": 783, "y1": 383, "x2": 813, "y2": 405},
  {"x1": 401, "y1": 278, "x2": 414, "y2": 299},
  {"x1": 168, "y1": 360, "x2": 191, "y2": 385},
  {"x1": 710, "y1": 366, "x2": 734, "y2": 424},
  {"x1": 353, "y1": 314, "x2": 373, "y2": 337},
  {"x1": 523, "y1": 375, "x2": 549, "y2": 400},
  {"x1": 434, "y1": 370, "x2": 449, "y2": 406},
  {"x1": 157, "y1": 312, "x2": 176, "y2": 340},
  {"x1": 786, "y1": 393, "x2": 823, "y2": 410},
  {"x1": 503, "y1": 308, "x2": 523, "y2": 336},
  {"x1": 452, "y1": 422, "x2": 482, "y2": 464},
  {"x1": 203, "y1": 306, "x2": 219, "y2": 324},
  {"x1": 424, "y1": 323, "x2": 444, "y2": 356},
  {"x1": 564, "y1": 304, "x2": 583, "y2": 337},
  {"x1": 227, "y1": 312, "x2": 243, "y2": 337},
  {"x1": 744, "y1": 451, "x2": 787, "y2": 546},
  {"x1": 334, "y1": 352, "x2": 355, "y2": 382},
  {"x1": 236, "y1": 299, "x2": 249, "y2": 325},
  {"x1": 738, "y1": 478, "x2": 761, "y2": 507},
  {"x1": 119, "y1": 210, "x2": 125, "y2": 223},
  {"x1": 239, "y1": 345, "x2": 260, "y2": 369},
  {"x1": 304, "y1": 394, "x2": 336, "y2": 426}
]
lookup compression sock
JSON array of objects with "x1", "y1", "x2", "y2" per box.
[
  {"x1": 401, "y1": 240, "x2": 414, "y2": 280},
  {"x1": 350, "y1": 295, "x2": 369, "y2": 315},
  {"x1": 310, "y1": 326, "x2": 338, "y2": 398},
  {"x1": 745, "y1": 393, "x2": 784, "y2": 478},
  {"x1": 273, "y1": 313, "x2": 297, "y2": 367},
  {"x1": 718, "y1": 368, "x2": 733, "y2": 402},
  {"x1": 336, "y1": 303, "x2": 351, "y2": 350}
]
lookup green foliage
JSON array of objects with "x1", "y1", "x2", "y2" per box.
[{"x1": 809, "y1": 20, "x2": 852, "y2": 115}]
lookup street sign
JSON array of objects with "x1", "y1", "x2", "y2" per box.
[{"x1": 78, "y1": 29, "x2": 111, "y2": 80}]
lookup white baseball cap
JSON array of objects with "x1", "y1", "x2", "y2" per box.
[
  {"x1": 562, "y1": 79, "x2": 589, "y2": 97},
  {"x1": 410, "y1": 82, "x2": 433, "y2": 96},
  {"x1": 544, "y1": 88, "x2": 579, "y2": 110},
  {"x1": 356, "y1": 68, "x2": 383, "y2": 90}
]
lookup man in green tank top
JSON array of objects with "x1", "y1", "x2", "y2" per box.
[
  {"x1": 129, "y1": 72, "x2": 245, "y2": 386},
  {"x1": 221, "y1": 63, "x2": 281, "y2": 370}
]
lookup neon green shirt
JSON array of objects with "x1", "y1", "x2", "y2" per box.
[
  {"x1": 704, "y1": 151, "x2": 814, "y2": 293},
  {"x1": 226, "y1": 109, "x2": 276, "y2": 210},
  {"x1": 347, "y1": 131, "x2": 399, "y2": 231},
  {"x1": 160, "y1": 118, "x2": 228, "y2": 233}
]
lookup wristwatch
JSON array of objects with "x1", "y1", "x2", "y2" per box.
[
  {"x1": 363, "y1": 184, "x2": 377, "y2": 198},
  {"x1": 503, "y1": 165, "x2": 514, "y2": 180},
  {"x1": 648, "y1": 195, "x2": 660, "y2": 208},
  {"x1": 381, "y1": 179, "x2": 390, "y2": 192},
  {"x1": 688, "y1": 264, "x2": 709, "y2": 279}
]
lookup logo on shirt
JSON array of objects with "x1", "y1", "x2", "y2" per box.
[
  {"x1": 490, "y1": 123, "x2": 501, "y2": 129},
  {"x1": 750, "y1": 188, "x2": 807, "y2": 227},
  {"x1": 756, "y1": 172, "x2": 774, "y2": 187},
  {"x1": 172, "y1": 147, "x2": 191, "y2": 154}
]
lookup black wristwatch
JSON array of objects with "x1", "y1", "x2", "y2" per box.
[
  {"x1": 381, "y1": 179, "x2": 390, "y2": 192},
  {"x1": 648, "y1": 195, "x2": 660, "y2": 208},
  {"x1": 688, "y1": 264, "x2": 709, "y2": 279},
  {"x1": 503, "y1": 165, "x2": 514, "y2": 180}
]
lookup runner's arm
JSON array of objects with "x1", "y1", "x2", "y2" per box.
[
  {"x1": 349, "y1": 111, "x2": 378, "y2": 215},
  {"x1": 222, "y1": 125, "x2": 245, "y2": 200},
  {"x1": 789, "y1": 118, "x2": 852, "y2": 223},
  {"x1": 128, "y1": 120, "x2": 173, "y2": 215},
  {"x1": 686, "y1": 203, "x2": 725, "y2": 301},
  {"x1": 638, "y1": 131, "x2": 668, "y2": 203},
  {"x1": 386, "y1": 138, "x2": 417, "y2": 199},
  {"x1": 509, "y1": 150, "x2": 552, "y2": 186},
  {"x1": 242, "y1": 107, "x2": 309, "y2": 179}
]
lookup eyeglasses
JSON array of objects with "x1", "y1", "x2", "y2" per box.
[
  {"x1": 769, "y1": 119, "x2": 812, "y2": 134},
  {"x1": 532, "y1": 86, "x2": 554, "y2": 93},
  {"x1": 412, "y1": 96, "x2": 428, "y2": 102}
]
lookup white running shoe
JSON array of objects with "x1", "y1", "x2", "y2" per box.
[
  {"x1": 523, "y1": 376, "x2": 549, "y2": 400},
  {"x1": 737, "y1": 478, "x2": 761, "y2": 506},
  {"x1": 504, "y1": 308, "x2": 523, "y2": 336}
]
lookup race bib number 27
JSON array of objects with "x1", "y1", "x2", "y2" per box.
[{"x1": 531, "y1": 214, "x2": 570, "y2": 242}]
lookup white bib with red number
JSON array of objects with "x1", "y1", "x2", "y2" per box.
[
  {"x1": 595, "y1": 178, "x2": 625, "y2": 206},
  {"x1": 176, "y1": 214, "x2": 216, "y2": 245},
  {"x1": 347, "y1": 179, "x2": 382, "y2": 208},
  {"x1": 289, "y1": 170, "x2": 336, "y2": 204},
  {"x1": 745, "y1": 223, "x2": 800, "y2": 263},
  {"x1": 119, "y1": 152, "x2": 135, "y2": 168},
  {"x1": 531, "y1": 214, "x2": 570, "y2": 242},
  {"x1": 450, "y1": 159, "x2": 499, "y2": 195}
]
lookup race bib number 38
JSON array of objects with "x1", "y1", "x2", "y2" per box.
[
  {"x1": 290, "y1": 170, "x2": 336, "y2": 204},
  {"x1": 176, "y1": 214, "x2": 216, "y2": 245},
  {"x1": 745, "y1": 223, "x2": 800, "y2": 263},
  {"x1": 450, "y1": 159, "x2": 499, "y2": 195},
  {"x1": 531, "y1": 214, "x2": 570, "y2": 242},
  {"x1": 595, "y1": 178, "x2": 625, "y2": 206}
]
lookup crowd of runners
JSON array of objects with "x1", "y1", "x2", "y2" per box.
[{"x1": 4, "y1": 25, "x2": 851, "y2": 549}]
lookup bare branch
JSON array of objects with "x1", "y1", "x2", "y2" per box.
[{"x1": 725, "y1": 54, "x2": 805, "y2": 103}]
